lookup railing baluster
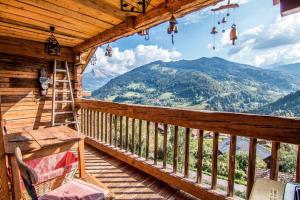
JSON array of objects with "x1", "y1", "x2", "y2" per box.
[
  {"x1": 89, "y1": 110, "x2": 93, "y2": 138},
  {"x1": 173, "y1": 126, "x2": 178, "y2": 174},
  {"x1": 131, "y1": 119, "x2": 135, "y2": 154},
  {"x1": 227, "y1": 135, "x2": 237, "y2": 197},
  {"x1": 184, "y1": 128, "x2": 190, "y2": 178},
  {"x1": 101, "y1": 112, "x2": 104, "y2": 142},
  {"x1": 105, "y1": 113, "x2": 108, "y2": 143},
  {"x1": 197, "y1": 130, "x2": 204, "y2": 184},
  {"x1": 297, "y1": 145, "x2": 300, "y2": 182},
  {"x1": 80, "y1": 108, "x2": 83, "y2": 134},
  {"x1": 211, "y1": 132, "x2": 219, "y2": 190},
  {"x1": 163, "y1": 124, "x2": 168, "y2": 169},
  {"x1": 114, "y1": 115, "x2": 118, "y2": 147},
  {"x1": 96, "y1": 112, "x2": 100, "y2": 140},
  {"x1": 270, "y1": 142, "x2": 280, "y2": 180},
  {"x1": 89, "y1": 109, "x2": 92, "y2": 137},
  {"x1": 120, "y1": 116, "x2": 123, "y2": 148},
  {"x1": 93, "y1": 110, "x2": 96, "y2": 139},
  {"x1": 82, "y1": 108, "x2": 85, "y2": 135},
  {"x1": 85, "y1": 109, "x2": 88, "y2": 136},
  {"x1": 154, "y1": 122, "x2": 158, "y2": 165},
  {"x1": 125, "y1": 117, "x2": 129, "y2": 151},
  {"x1": 146, "y1": 121, "x2": 150, "y2": 160},
  {"x1": 138, "y1": 119, "x2": 142, "y2": 157},
  {"x1": 109, "y1": 113, "x2": 113, "y2": 145},
  {"x1": 246, "y1": 138, "x2": 257, "y2": 199}
]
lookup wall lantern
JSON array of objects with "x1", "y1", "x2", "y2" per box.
[
  {"x1": 44, "y1": 26, "x2": 61, "y2": 56},
  {"x1": 121, "y1": 0, "x2": 151, "y2": 13}
]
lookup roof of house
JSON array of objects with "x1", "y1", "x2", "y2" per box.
[{"x1": 219, "y1": 137, "x2": 271, "y2": 160}]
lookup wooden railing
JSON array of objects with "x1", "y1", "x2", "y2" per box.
[{"x1": 77, "y1": 98, "x2": 300, "y2": 200}]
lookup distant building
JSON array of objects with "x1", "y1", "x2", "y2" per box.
[{"x1": 218, "y1": 137, "x2": 271, "y2": 165}]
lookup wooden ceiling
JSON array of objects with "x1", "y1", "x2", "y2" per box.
[
  {"x1": 0, "y1": 0, "x2": 221, "y2": 52},
  {"x1": 0, "y1": 0, "x2": 165, "y2": 47}
]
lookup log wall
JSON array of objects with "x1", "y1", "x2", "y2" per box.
[{"x1": 0, "y1": 52, "x2": 76, "y2": 134}]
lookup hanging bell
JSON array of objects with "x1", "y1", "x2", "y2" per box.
[
  {"x1": 221, "y1": 17, "x2": 227, "y2": 24},
  {"x1": 138, "y1": 29, "x2": 150, "y2": 40},
  {"x1": 167, "y1": 15, "x2": 178, "y2": 45},
  {"x1": 230, "y1": 24, "x2": 238, "y2": 45},
  {"x1": 167, "y1": 15, "x2": 178, "y2": 34},
  {"x1": 211, "y1": 26, "x2": 218, "y2": 35},
  {"x1": 105, "y1": 44, "x2": 112, "y2": 57}
]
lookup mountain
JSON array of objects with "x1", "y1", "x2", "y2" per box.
[
  {"x1": 83, "y1": 68, "x2": 117, "y2": 91},
  {"x1": 272, "y1": 63, "x2": 300, "y2": 77},
  {"x1": 91, "y1": 57, "x2": 300, "y2": 112},
  {"x1": 251, "y1": 91, "x2": 300, "y2": 117}
]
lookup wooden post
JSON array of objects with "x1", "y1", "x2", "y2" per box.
[
  {"x1": 131, "y1": 119, "x2": 135, "y2": 154},
  {"x1": 109, "y1": 114, "x2": 112, "y2": 145},
  {"x1": 120, "y1": 116, "x2": 123, "y2": 148},
  {"x1": 146, "y1": 121, "x2": 150, "y2": 160},
  {"x1": 246, "y1": 138, "x2": 257, "y2": 199},
  {"x1": 78, "y1": 139, "x2": 86, "y2": 178},
  {"x1": 138, "y1": 119, "x2": 142, "y2": 157},
  {"x1": 211, "y1": 132, "x2": 219, "y2": 190},
  {"x1": 297, "y1": 145, "x2": 300, "y2": 182},
  {"x1": 173, "y1": 126, "x2": 178, "y2": 174},
  {"x1": 154, "y1": 122, "x2": 158, "y2": 165},
  {"x1": 0, "y1": 96, "x2": 10, "y2": 200},
  {"x1": 270, "y1": 142, "x2": 280, "y2": 180},
  {"x1": 97, "y1": 112, "x2": 100, "y2": 140},
  {"x1": 125, "y1": 117, "x2": 129, "y2": 151},
  {"x1": 197, "y1": 130, "x2": 204, "y2": 184},
  {"x1": 74, "y1": 64, "x2": 83, "y2": 99},
  {"x1": 184, "y1": 128, "x2": 190, "y2": 178},
  {"x1": 105, "y1": 113, "x2": 108, "y2": 143},
  {"x1": 114, "y1": 115, "x2": 118, "y2": 147},
  {"x1": 227, "y1": 135, "x2": 237, "y2": 197},
  {"x1": 163, "y1": 124, "x2": 168, "y2": 169},
  {"x1": 10, "y1": 156, "x2": 22, "y2": 200},
  {"x1": 101, "y1": 112, "x2": 104, "y2": 142}
]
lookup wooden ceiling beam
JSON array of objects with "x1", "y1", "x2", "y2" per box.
[{"x1": 74, "y1": 0, "x2": 221, "y2": 52}]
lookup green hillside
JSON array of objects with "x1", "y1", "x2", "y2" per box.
[
  {"x1": 250, "y1": 90, "x2": 300, "y2": 117},
  {"x1": 91, "y1": 57, "x2": 300, "y2": 112}
]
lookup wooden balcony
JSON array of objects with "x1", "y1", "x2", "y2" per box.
[{"x1": 77, "y1": 98, "x2": 300, "y2": 200}]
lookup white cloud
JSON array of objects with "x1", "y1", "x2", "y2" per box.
[
  {"x1": 225, "y1": 13, "x2": 300, "y2": 67},
  {"x1": 85, "y1": 45, "x2": 181, "y2": 75}
]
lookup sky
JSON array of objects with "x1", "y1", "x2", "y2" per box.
[{"x1": 86, "y1": 0, "x2": 300, "y2": 75}]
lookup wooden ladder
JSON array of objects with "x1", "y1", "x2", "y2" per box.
[{"x1": 51, "y1": 60, "x2": 79, "y2": 131}]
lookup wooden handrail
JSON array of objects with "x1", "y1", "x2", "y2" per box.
[
  {"x1": 77, "y1": 99, "x2": 300, "y2": 144},
  {"x1": 77, "y1": 99, "x2": 300, "y2": 200}
]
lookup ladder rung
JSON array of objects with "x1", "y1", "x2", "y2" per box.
[
  {"x1": 56, "y1": 100, "x2": 72, "y2": 103},
  {"x1": 55, "y1": 111, "x2": 73, "y2": 115},
  {"x1": 55, "y1": 121, "x2": 77, "y2": 125},
  {"x1": 56, "y1": 80, "x2": 69, "y2": 83},
  {"x1": 56, "y1": 69, "x2": 67, "y2": 73},
  {"x1": 56, "y1": 90, "x2": 71, "y2": 93}
]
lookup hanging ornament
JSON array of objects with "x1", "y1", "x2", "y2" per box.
[
  {"x1": 210, "y1": 0, "x2": 239, "y2": 49},
  {"x1": 230, "y1": 24, "x2": 238, "y2": 45},
  {"x1": 167, "y1": 15, "x2": 178, "y2": 45},
  {"x1": 105, "y1": 44, "x2": 112, "y2": 57},
  {"x1": 90, "y1": 53, "x2": 97, "y2": 65},
  {"x1": 44, "y1": 26, "x2": 60, "y2": 56},
  {"x1": 138, "y1": 29, "x2": 150, "y2": 40},
  {"x1": 211, "y1": 26, "x2": 218, "y2": 35}
]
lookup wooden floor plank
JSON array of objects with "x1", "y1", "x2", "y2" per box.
[{"x1": 84, "y1": 145, "x2": 198, "y2": 200}]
